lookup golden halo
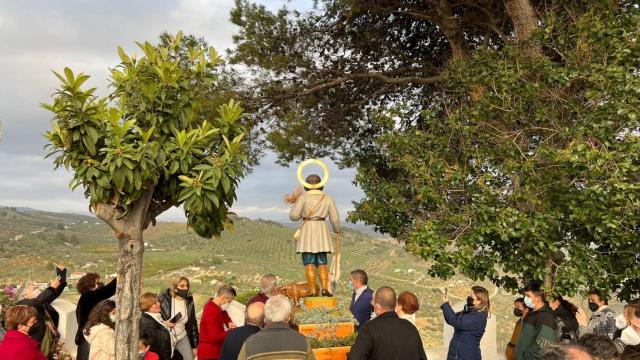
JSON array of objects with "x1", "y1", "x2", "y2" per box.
[{"x1": 297, "y1": 159, "x2": 329, "y2": 189}]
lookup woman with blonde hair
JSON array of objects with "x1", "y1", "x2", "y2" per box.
[
  {"x1": 158, "y1": 277, "x2": 198, "y2": 360},
  {"x1": 140, "y1": 293, "x2": 175, "y2": 360},
  {"x1": 441, "y1": 286, "x2": 490, "y2": 360}
]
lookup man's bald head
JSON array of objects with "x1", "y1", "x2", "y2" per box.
[
  {"x1": 246, "y1": 302, "x2": 265, "y2": 327},
  {"x1": 374, "y1": 286, "x2": 397, "y2": 311}
]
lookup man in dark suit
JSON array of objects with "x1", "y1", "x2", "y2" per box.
[
  {"x1": 348, "y1": 286, "x2": 427, "y2": 360},
  {"x1": 349, "y1": 269, "x2": 373, "y2": 329},
  {"x1": 219, "y1": 302, "x2": 264, "y2": 360}
]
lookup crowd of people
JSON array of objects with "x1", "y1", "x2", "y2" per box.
[
  {"x1": 505, "y1": 283, "x2": 640, "y2": 360},
  {"x1": 0, "y1": 265, "x2": 638, "y2": 360}
]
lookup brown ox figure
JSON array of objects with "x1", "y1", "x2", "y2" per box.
[{"x1": 275, "y1": 281, "x2": 320, "y2": 306}]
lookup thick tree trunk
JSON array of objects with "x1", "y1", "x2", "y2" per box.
[
  {"x1": 503, "y1": 0, "x2": 541, "y2": 56},
  {"x1": 95, "y1": 185, "x2": 155, "y2": 360},
  {"x1": 114, "y1": 229, "x2": 144, "y2": 360}
]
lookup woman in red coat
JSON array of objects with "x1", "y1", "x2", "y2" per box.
[
  {"x1": 198, "y1": 285, "x2": 236, "y2": 360},
  {"x1": 0, "y1": 305, "x2": 47, "y2": 360}
]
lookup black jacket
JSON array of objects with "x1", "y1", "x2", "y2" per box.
[
  {"x1": 17, "y1": 268, "x2": 67, "y2": 344},
  {"x1": 347, "y1": 311, "x2": 427, "y2": 360},
  {"x1": 140, "y1": 312, "x2": 174, "y2": 360},
  {"x1": 74, "y1": 278, "x2": 116, "y2": 345},
  {"x1": 219, "y1": 324, "x2": 260, "y2": 360},
  {"x1": 158, "y1": 288, "x2": 199, "y2": 348},
  {"x1": 554, "y1": 304, "x2": 579, "y2": 344}
]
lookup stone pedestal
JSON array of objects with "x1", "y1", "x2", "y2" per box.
[
  {"x1": 51, "y1": 298, "x2": 78, "y2": 355},
  {"x1": 442, "y1": 302, "x2": 497, "y2": 359},
  {"x1": 304, "y1": 296, "x2": 338, "y2": 309}
]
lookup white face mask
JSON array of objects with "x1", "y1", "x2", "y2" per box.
[
  {"x1": 109, "y1": 314, "x2": 117, "y2": 323},
  {"x1": 524, "y1": 296, "x2": 535, "y2": 309},
  {"x1": 221, "y1": 302, "x2": 230, "y2": 311},
  {"x1": 621, "y1": 326, "x2": 640, "y2": 346}
]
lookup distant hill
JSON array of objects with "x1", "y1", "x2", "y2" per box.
[{"x1": 0, "y1": 205, "x2": 519, "y2": 348}]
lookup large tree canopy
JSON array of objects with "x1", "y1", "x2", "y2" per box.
[
  {"x1": 44, "y1": 32, "x2": 249, "y2": 358},
  {"x1": 231, "y1": 0, "x2": 640, "y2": 299}
]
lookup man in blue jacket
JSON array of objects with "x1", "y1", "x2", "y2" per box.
[{"x1": 349, "y1": 269, "x2": 373, "y2": 329}]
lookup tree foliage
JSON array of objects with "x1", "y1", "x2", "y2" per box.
[
  {"x1": 44, "y1": 32, "x2": 248, "y2": 237},
  {"x1": 230, "y1": 0, "x2": 640, "y2": 299},
  {"x1": 43, "y1": 32, "x2": 249, "y2": 359}
]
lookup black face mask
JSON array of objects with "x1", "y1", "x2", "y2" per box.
[
  {"x1": 176, "y1": 289, "x2": 190, "y2": 299},
  {"x1": 588, "y1": 302, "x2": 599, "y2": 312},
  {"x1": 514, "y1": 308, "x2": 524, "y2": 317},
  {"x1": 27, "y1": 324, "x2": 37, "y2": 336},
  {"x1": 466, "y1": 296, "x2": 475, "y2": 308}
]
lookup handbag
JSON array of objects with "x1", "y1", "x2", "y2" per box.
[{"x1": 293, "y1": 195, "x2": 325, "y2": 241}]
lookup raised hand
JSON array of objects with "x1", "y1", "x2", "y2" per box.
[{"x1": 576, "y1": 307, "x2": 589, "y2": 327}]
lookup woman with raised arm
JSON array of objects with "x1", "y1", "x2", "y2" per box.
[
  {"x1": 16, "y1": 265, "x2": 67, "y2": 357},
  {"x1": 441, "y1": 286, "x2": 490, "y2": 360}
]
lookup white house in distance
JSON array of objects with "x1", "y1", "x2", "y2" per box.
[{"x1": 68, "y1": 272, "x2": 86, "y2": 281}]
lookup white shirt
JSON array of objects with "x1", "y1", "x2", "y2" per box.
[
  {"x1": 172, "y1": 298, "x2": 188, "y2": 342},
  {"x1": 353, "y1": 285, "x2": 369, "y2": 304}
]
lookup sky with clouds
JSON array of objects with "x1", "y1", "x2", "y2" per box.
[{"x1": 0, "y1": 0, "x2": 364, "y2": 222}]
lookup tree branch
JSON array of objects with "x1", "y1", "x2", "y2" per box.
[
  {"x1": 503, "y1": 0, "x2": 541, "y2": 56},
  {"x1": 143, "y1": 199, "x2": 174, "y2": 229},
  {"x1": 434, "y1": 0, "x2": 470, "y2": 61},
  {"x1": 299, "y1": 71, "x2": 446, "y2": 96},
  {"x1": 94, "y1": 203, "x2": 126, "y2": 234},
  {"x1": 129, "y1": 184, "x2": 155, "y2": 229}
]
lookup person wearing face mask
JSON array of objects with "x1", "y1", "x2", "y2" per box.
[
  {"x1": 83, "y1": 300, "x2": 116, "y2": 360},
  {"x1": 610, "y1": 303, "x2": 640, "y2": 355},
  {"x1": 576, "y1": 290, "x2": 617, "y2": 340},
  {"x1": 514, "y1": 283, "x2": 557, "y2": 360},
  {"x1": 440, "y1": 286, "x2": 490, "y2": 360},
  {"x1": 506, "y1": 298, "x2": 531, "y2": 360},
  {"x1": 139, "y1": 293, "x2": 176, "y2": 360},
  {"x1": 198, "y1": 285, "x2": 237, "y2": 360},
  {"x1": 16, "y1": 265, "x2": 67, "y2": 356},
  {"x1": 75, "y1": 273, "x2": 117, "y2": 360},
  {"x1": 138, "y1": 334, "x2": 160, "y2": 360},
  {"x1": 0, "y1": 305, "x2": 47, "y2": 360},
  {"x1": 347, "y1": 286, "x2": 427, "y2": 360},
  {"x1": 158, "y1": 276, "x2": 199, "y2": 360}
]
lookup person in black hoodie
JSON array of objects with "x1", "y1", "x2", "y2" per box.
[
  {"x1": 550, "y1": 295, "x2": 580, "y2": 344},
  {"x1": 158, "y1": 277, "x2": 198, "y2": 360},
  {"x1": 140, "y1": 292, "x2": 178, "y2": 360},
  {"x1": 16, "y1": 265, "x2": 67, "y2": 356},
  {"x1": 74, "y1": 273, "x2": 116, "y2": 360}
]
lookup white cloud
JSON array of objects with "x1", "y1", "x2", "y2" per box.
[{"x1": 0, "y1": 0, "x2": 364, "y2": 223}]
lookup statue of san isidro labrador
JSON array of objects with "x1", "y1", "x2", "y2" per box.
[{"x1": 286, "y1": 159, "x2": 341, "y2": 297}]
